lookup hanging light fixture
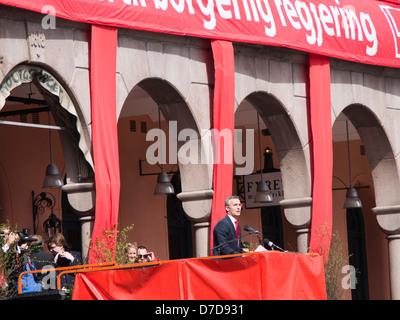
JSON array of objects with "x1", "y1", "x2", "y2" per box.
[
  {"x1": 343, "y1": 120, "x2": 362, "y2": 209},
  {"x1": 154, "y1": 106, "x2": 174, "y2": 195},
  {"x1": 255, "y1": 112, "x2": 273, "y2": 203},
  {"x1": 42, "y1": 111, "x2": 64, "y2": 188},
  {"x1": 32, "y1": 191, "x2": 62, "y2": 238},
  {"x1": 43, "y1": 211, "x2": 62, "y2": 239}
]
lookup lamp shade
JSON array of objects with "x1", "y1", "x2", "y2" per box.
[
  {"x1": 343, "y1": 187, "x2": 362, "y2": 209},
  {"x1": 154, "y1": 171, "x2": 175, "y2": 195},
  {"x1": 42, "y1": 163, "x2": 64, "y2": 188},
  {"x1": 255, "y1": 180, "x2": 273, "y2": 203}
]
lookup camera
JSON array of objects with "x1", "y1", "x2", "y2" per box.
[{"x1": 16, "y1": 229, "x2": 37, "y2": 246}]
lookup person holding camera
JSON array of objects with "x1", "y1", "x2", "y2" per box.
[
  {"x1": 1, "y1": 227, "x2": 41, "y2": 296},
  {"x1": 1, "y1": 228, "x2": 20, "y2": 254}
]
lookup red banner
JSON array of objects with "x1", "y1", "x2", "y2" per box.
[
  {"x1": 88, "y1": 25, "x2": 120, "y2": 262},
  {"x1": 1, "y1": 0, "x2": 400, "y2": 67},
  {"x1": 210, "y1": 40, "x2": 235, "y2": 251},
  {"x1": 72, "y1": 252, "x2": 327, "y2": 300},
  {"x1": 308, "y1": 55, "x2": 332, "y2": 258}
]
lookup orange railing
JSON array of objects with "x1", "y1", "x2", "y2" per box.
[
  {"x1": 55, "y1": 251, "x2": 268, "y2": 289},
  {"x1": 18, "y1": 251, "x2": 304, "y2": 294},
  {"x1": 17, "y1": 261, "x2": 117, "y2": 294}
]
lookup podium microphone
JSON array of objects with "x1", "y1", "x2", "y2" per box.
[
  {"x1": 244, "y1": 225, "x2": 261, "y2": 234},
  {"x1": 263, "y1": 238, "x2": 287, "y2": 252}
]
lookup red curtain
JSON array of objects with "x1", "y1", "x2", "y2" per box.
[
  {"x1": 88, "y1": 25, "x2": 120, "y2": 263},
  {"x1": 209, "y1": 40, "x2": 235, "y2": 252},
  {"x1": 72, "y1": 252, "x2": 326, "y2": 300},
  {"x1": 308, "y1": 54, "x2": 332, "y2": 259}
]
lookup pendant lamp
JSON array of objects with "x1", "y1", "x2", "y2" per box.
[
  {"x1": 42, "y1": 112, "x2": 63, "y2": 188},
  {"x1": 154, "y1": 106, "x2": 174, "y2": 195},
  {"x1": 255, "y1": 112, "x2": 273, "y2": 203},
  {"x1": 343, "y1": 120, "x2": 361, "y2": 209}
]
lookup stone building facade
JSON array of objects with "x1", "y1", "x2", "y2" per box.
[{"x1": 1, "y1": 5, "x2": 400, "y2": 299}]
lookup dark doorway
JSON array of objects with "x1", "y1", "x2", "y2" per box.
[
  {"x1": 61, "y1": 189, "x2": 82, "y2": 254},
  {"x1": 346, "y1": 207, "x2": 369, "y2": 300},
  {"x1": 260, "y1": 147, "x2": 284, "y2": 250},
  {"x1": 166, "y1": 171, "x2": 193, "y2": 259},
  {"x1": 261, "y1": 206, "x2": 284, "y2": 249}
]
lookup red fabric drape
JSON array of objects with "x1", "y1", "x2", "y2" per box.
[
  {"x1": 308, "y1": 54, "x2": 332, "y2": 259},
  {"x1": 88, "y1": 25, "x2": 120, "y2": 263},
  {"x1": 72, "y1": 252, "x2": 327, "y2": 300},
  {"x1": 210, "y1": 40, "x2": 235, "y2": 251}
]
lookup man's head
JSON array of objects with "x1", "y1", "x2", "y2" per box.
[
  {"x1": 47, "y1": 233, "x2": 67, "y2": 255},
  {"x1": 225, "y1": 195, "x2": 242, "y2": 219},
  {"x1": 137, "y1": 246, "x2": 149, "y2": 263}
]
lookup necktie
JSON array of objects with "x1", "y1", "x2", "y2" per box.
[{"x1": 235, "y1": 220, "x2": 239, "y2": 244}]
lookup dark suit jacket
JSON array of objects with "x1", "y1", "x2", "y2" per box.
[
  {"x1": 212, "y1": 215, "x2": 244, "y2": 256},
  {"x1": 55, "y1": 251, "x2": 82, "y2": 289}
]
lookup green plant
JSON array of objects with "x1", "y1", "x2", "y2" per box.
[
  {"x1": 324, "y1": 232, "x2": 350, "y2": 300},
  {"x1": 312, "y1": 223, "x2": 350, "y2": 300},
  {"x1": 88, "y1": 223, "x2": 134, "y2": 264},
  {"x1": 0, "y1": 222, "x2": 36, "y2": 300}
]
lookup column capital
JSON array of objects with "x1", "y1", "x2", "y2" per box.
[{"x1": 372, "y1": 205, "x2": 400, "y2": 235}]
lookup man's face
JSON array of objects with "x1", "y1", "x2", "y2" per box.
[
  {"x1": 49, "y1": 243, "x2": 64, "y2": 256},
  {"x1": 226, "y1": 198, "x2": 242, "y2": 218},
  {"x1": 137, "y1": 248, "x2": 149, "y2": 263}
]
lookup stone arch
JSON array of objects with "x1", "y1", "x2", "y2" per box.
[
  {"x1": 0, "y1": 63, "x2": 95, "y2": 215},
  {"x1": 340, "y1": 103, "x2": 400, "y2": 233},
  {"x1": 239, "y1": 91, "x2": 312, "y2": 252},
  {"x1": 118, "y1": 77, "x2": 214, "y2": 257},
  {"x1": 137, "y1": 78, "x2": 213, "y2": 212}
]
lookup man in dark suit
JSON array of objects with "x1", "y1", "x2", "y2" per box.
[{"x1": 212, "y1": 196, "x2": 245, "y2": 256}]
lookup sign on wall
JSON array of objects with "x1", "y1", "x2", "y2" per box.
[
  {"x1": 4, "y1": 0, "x2": 400, "y2": 68},
  {"x1": 243, "y1": 171, "x2": 284, "y2": 208}
]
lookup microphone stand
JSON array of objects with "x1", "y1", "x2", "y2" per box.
[
  {"x1": 263, "y1": 239, "x2": 287, "y2": 252},
  {"x1": 209, "y1": 232, "x2": 256, "y2": 254}
]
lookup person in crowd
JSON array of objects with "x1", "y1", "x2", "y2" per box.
[
  {"x1": 136, "y1": 246, "x2": 159, "y2": 263},
  {"x1": 1, "y1": 227, "x2": 44, "y2": 295},
  {"x1": 1, "y1": 227, "x2": 19, "y2": 254},
  {"x1": 0, "y1": 227, "x2": 21, "y2": 295},
  {"x1": 212, "y1": 195, "x2": 245, "y2": 256},
  {"x1": 47, "y1": 233, "x2": 82, "y2": 291},
  {"x1": 125, "y1": 242, "x2": 137, "y2": 264},
  {"x1": 29, "y1": 235, "x2": 54, "y2": 278}
]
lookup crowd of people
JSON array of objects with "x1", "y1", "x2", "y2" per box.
[
  {"x1": 124, "y1": 243, "x2": 159, "y2": 264},
  {"x1": 0, "y1": 225, "x2": 158, "y2": 298},
  {"x1": 0, "y1": 195, "x2": 248, "y2": 298}
]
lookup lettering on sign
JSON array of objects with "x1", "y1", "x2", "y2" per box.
[
  {"x1": 243, "y1": 171, "x2": 284, "y2": 208},
  {"x1": 29, "y1": 32, "x2": 46, "y2": 49},
  {"x1": 28, "y1": 32, "x2": 46, "y2": 60}
]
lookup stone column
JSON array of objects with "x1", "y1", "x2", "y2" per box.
[
  {"x1": 78, "y1": 215, "x2": 95, "y2": 261},
  {"x1": 372, "y1": 205, "x2": 400, "y2": 300},
  {"x1": 387, "y1": 234, "x2": 400, "y2": 299},
  {"x1": 280, "y1": 197, "x2": 312, "y2": 254},
  {"x1": 177, "y1": 189, "x2": 214, "y2": 258},
  {"x1": 193, "y1": 221, "x2": 211, "y2": 258},
  {"x1": 62, "y1": 182, "x2": 96, "y2": 262}
]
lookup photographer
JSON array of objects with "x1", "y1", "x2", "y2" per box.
[
  {"x1": 0, "y1": 227, "x2": 39, "y2": 296},
  {"x1": 1, "y1": 228, "x2": 20, "y2": 254},
  {"x1": 1, "y1": 227, "x2": 20, "y2": 296},
  {"x1": 47, "y1": 233, "x2": 82, "y2": 291}
]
